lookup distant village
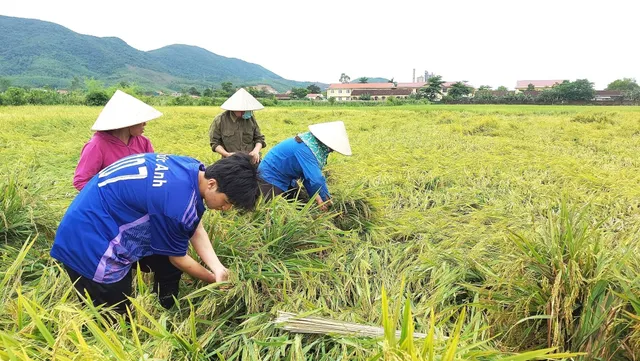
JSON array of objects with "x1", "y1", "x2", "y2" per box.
[
  {"x1": 258, "y1": 70, "x2": 633, "y2": 103},
  {"x1": 4, "y1": 69, "x2": 638, "y2": 107},
  {"x1": 305, "y1": 79, "x2": 626, "y2": 103}
]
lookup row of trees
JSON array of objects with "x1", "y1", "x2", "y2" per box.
[
  {"x1": 156, "y1": 82, "x2": 325, "y2": 101},
  {"x1": 186, "y1": 82, "x2": 236, "y2": 98},
  {"x1": 0, "y1": 76, "x2": 287, "y2": 106},
  {"x1": 284, "y1": 84, "x2": 323, "y2": 100},
  {"x1": 179, "y1": 83, "x2": 325, "y2": 101},
  {"x1": 470, "y1": 89, "x2": 640, "y2": 105},
  {"x1": 0, "y1": 87, "x2": 86, "y2": 106},
  {"x1": 414, "y1": 75, "x2": 473, "y2": 100},
  {"x1": 420, "y1": 76, "x2": 640, "y2": 104},
  {"x1": 0, "y1": 79, "x2": 328, "y2": 107},
  {"x1": 0, "y1": 75, "x2": 289, "y2": 101},
  {"x1": 4, "y1": 73, "x2": 639, "y2": 106},
  {"x1": 420, "y1": 77, "x2": 600, "y2": 102},
  {"x1": 605, "y1": 78, "x2": 640, "y2": 92},
  {"x1": 339, "y1": 71, "x2": 640, "y2": 97}
]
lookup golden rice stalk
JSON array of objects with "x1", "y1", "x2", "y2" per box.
[{"x1": 274, "y1": 311, "x2": 427, "y2": 339}]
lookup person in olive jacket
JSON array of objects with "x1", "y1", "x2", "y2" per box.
[{"x1": 209, "y1": 88, "x2": 266, "y2": 165}]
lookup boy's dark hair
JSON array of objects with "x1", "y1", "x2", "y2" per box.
[{"x1": 204, "y1": 153, "x2": 259, "y2": 211}]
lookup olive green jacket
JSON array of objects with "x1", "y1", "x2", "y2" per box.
[{"x1": 209, "y1": 111, "x2": 266, "y2": 153}]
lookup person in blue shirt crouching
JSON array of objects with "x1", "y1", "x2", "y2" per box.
[
  {"x1": 51, "y1": 153, "x2": 259, "y2": 314},
  {"x1": 258, "y1": 121, "x2": 352, "y2": 211}
]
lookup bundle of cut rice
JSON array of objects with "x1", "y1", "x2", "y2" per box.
[{"x1": 274, "y1": 311, "x2": 427, "y2": 339}]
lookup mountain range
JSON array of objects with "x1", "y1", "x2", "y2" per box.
[
  {"x1": 0, "y1": 15, "x2": 325, "y2": 92},
  {"x1": 351, "y1": 77, "x2": 391, "y2": 83}
]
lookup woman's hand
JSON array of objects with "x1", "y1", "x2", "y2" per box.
[
  {"x1": 316, "y1": 195, "x2": 332, "y2": 212},
  {"x1": 248, "y1": 150, "x2": 260, "y2": 164}
]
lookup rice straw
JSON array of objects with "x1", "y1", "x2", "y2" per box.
[{"x1": 274, "y1": 311, "x2": 428, "y2": 339}]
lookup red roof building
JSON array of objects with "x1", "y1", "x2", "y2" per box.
[{"x1": 326, "y1": 81, "x2": 471, "y2": 101}]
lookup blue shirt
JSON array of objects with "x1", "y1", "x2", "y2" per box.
[
  {"x1": 258, "y1": 137, "x2": 330, "y2": 200},
  {"x1": 51, "y1": 153, "x2": 205, "y2": 284}
]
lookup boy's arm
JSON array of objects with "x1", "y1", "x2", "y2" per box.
[
  {"x1": 166, "y1": 222, "x2": 228, "y2": 283},
  {"x1": 189, "y1": 221, "x2": 229, "y2": 282},
  {"x1": 168, "y1": 255, "x2": 215, "y2": 283}
]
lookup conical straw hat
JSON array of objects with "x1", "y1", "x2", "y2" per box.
[
  {"x1": 91, "y1": 90, "x2": 163, "y2": 131},
  {"x1": 220, "y1": 88, "x2": 265, "y2": 111},
  {"x1": 308, "y1": 121, "x2": 352, "y2": 156}
]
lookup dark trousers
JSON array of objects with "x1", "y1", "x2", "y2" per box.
[
  {"x1": 64, "y1": 255, "x2": 182, "y2": 315},
  {"x1": 259, "y1": 180, "x2": 312, "y2": 205},
  {"x1": 258, "y1": 180, "x2": 285, "y2": 201}
]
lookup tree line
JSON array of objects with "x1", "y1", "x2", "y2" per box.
[
  {"x1": 349, "y1": 74, "x2": 640, "y2": 104},
  {"x1": 0, "y1": 78, "x2": 275, "y2": 106},
  {"x1": 464, "y1": 78, "x2": 640, "y2": 105},
  {"x1": 3, "y1": 74, "x2": 639, "y2": 106},
  {"x1": 0, "y1": 75, "x2": 331, "y2": 106}
]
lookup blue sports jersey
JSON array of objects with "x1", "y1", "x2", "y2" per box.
[
  {"x1": 51, "y1": 153, "x2": 206, "y2": 284},
  {"x1": 258, "y1": 137, "x2": 330, "y2": 200}
]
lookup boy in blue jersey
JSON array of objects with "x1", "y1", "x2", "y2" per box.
[{"x1": 51, "y1": 153, "x2": 259, "y2": 314}]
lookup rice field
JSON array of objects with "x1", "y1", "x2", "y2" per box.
[{"x1": 1, "y1": 105, "x2": 639, "y2": 360}]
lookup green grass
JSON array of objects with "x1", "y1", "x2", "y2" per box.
[{"x1": 0, "y1": 105, "x2": 639, "y2": 359}]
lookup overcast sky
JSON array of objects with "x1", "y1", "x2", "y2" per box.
[{"x1": 2, "y1": 0, "x2": 639, "y2": 89}]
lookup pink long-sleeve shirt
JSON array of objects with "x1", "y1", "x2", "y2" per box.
[{"x1": 73, "y1": 131, "x2": 154, "y2": 191}]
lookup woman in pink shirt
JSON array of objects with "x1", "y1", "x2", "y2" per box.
[{"x1": 73, "y1": 90, "x2": 162, "y2": 191}]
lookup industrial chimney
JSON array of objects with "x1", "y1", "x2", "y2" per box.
[{"x1": 413, "y1": 69, "x2": 416, "y2": 83}]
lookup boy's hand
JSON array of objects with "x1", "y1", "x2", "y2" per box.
[{"x1": 213, "y1": 266, "x2": 229, "y2": 283}]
